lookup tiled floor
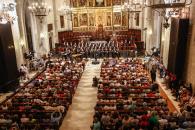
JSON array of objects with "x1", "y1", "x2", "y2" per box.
[{"x1": 60, "y1": 60, "x2": 101, "y2": 130}]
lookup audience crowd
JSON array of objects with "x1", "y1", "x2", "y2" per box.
[
  {"x1": 1, "y1": 48, "x2": 195, "y2": 130},
  {"x1": 92, "y1": 58, "x2": 195, "y2": 130},
  {"x1": 0, "y1": 58, "x2": 85, "y2": 130}
]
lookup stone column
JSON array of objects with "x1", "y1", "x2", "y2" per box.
[
  {"x1": 161, "y1": 20, "x2": 171, "y2": 68},
  {"x1": 53, "y1": 0, "x2": 59, "y2": 43},
  {"x1": 16, "y1": 0, "x2": 29, "y2": 53},
  {"x1": 144, "y1": 5, "x2": 153, "y2": 54},
  {"x1": 11, "y1": 0, "x2": 25, "y2": 68},
  {"x1": 65, "y1": 0, "x2": 72, "y2": 31}
]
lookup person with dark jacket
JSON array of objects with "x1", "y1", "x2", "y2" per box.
[
  {"x1": 93, "y1": 76, "x2": 98, "y2": 87},
  {"x1": 150, "y1": 68, "x2": 156, "y2": 83}
]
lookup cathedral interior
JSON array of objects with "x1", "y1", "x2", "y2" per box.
[{"x1": 0, "y1": 0, "x2": 195, "y2": 130}]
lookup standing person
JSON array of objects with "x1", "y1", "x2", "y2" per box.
[
  {"x1": 22, "y1": 64, "x2": 29, "y2": 80},
  {"x1": 150, "y1": 67, "x2": 156, "y2": 83},
  {"x1": 133, "y1": 42, "x2": 137, "y2": 57},
  {"x1": 165, "y1": 74, "x2": 170, "y2": 89},
  {"x1": 51, "y1": 112, "x2": 62, "y2": 125},
  {"x1": 23, "y1": 64, "x2": 29, "y2": 80},
  {"x1": 19, "y1": 64, "x2": 25, "y2": 81},
  {"x1": 45, "y1": 57, "x2": 52, "y2": 67},
  {"x1": 93, "y1": 76, "x2": 98, "y2": 87}
]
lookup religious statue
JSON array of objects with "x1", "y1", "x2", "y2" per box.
[
  {"x1": 96, "y1": 0, "x2": 104, "y2": 6},
  {"x1": 107, "y1": 15, "x2": 111, "y2": 26},
  {"x1": 122, "y1": 12, "x2": 128, "y2": 26},
  {"x1": 80, "y1": 13, "x2": 88, "y2": 26},
  {"x1": 79, "y1": 0, "x2": 87, "y2": 6},
  {"x1": 98, "y1": 15, "x2": 103, "y2": 25},
  {"x1": 72, "y1": 0, "x2": 77, "y2": 7},
  {"x1": 97, "y1": 24, "x2": 104, "y2": 39},
  {"x1": 88, "y1": 0, "x2": 94, "y2": 6},
  {"x1": 114, "y1": 12, "x2": 121, "y2": 25},
  {"x1": 73, "y1": 14, "x2": 78, "y2": 27},
  {"x1": 106, "y1": 0, "x2": 112, "y2": 6},
  {"x1": 89, "y1": 14, "x2": 95, "y2": 26}
]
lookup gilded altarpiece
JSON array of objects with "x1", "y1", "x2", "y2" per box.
[{"x1": 71, "y1": 0, "x2": 128, "y2": 31}]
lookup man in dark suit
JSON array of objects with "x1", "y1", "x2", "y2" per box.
[{"x1": 150, "y1": 68, "x2": 156, "y2": 83}]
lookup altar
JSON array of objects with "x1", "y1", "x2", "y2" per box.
[{"x1": 71, "y1": 0, "x2": 129, "y2": 32}]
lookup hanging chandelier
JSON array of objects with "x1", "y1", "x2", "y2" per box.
[
  {"x1": 144, "y1": 0, "x2": 192, "y2": 28},
  {"x1": 58, "y1": 5, "x2": 72, "y2": 15},
  {"x1": 58, "y1": 0, "x2": 72, "y2": 15},
  {"x1": 122, "y1": 0, "x2": 143, "y2": 13},
  {"x1": 96, "y1": 0, "x2": 104, "y2": 6},
  {"x1": 28, "y1": 0, "x2": 51, "y2": 23},
  {"x1": 144, "y1": 0, "x2": 192, "y2": 9},
  {"x1": 0, "y1": 0, "x2": 16, "y2": 24}
]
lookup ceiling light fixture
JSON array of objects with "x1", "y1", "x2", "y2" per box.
[
  {"x1": 28, "y1": 0, "x2": 51, "y2": 23},
  {"x1": 144, "y1": 0, "x2": 192, "y2": 28}
]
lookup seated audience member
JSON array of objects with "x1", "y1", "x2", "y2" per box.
[
  {"x1": 51, "y1": 111, "x2": 62, "y2": 125},
  {"x1": 122, "y1": 115, "x2": 130, "y2": 130},
  {"x1": 20, "y1": 114, "x2": 29, "y2": 123}
]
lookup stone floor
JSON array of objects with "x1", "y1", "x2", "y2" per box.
[
  {"x1": 157, "y1": 76, "x2": 180, "y2": 113},
  {"x1": 60, "y1": 60, "x2": 101, "y2": 130}
]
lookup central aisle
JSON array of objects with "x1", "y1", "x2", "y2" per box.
[{"x1": 60, "y1": 60, "x2": 101, "y2": 130}]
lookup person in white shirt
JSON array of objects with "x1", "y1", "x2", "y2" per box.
[{"x1": 23, "y1": 64, "x2": 29, "y2": 80}]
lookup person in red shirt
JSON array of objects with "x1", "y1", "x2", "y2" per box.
[
  {"x1": 116, "y1": 90, "x2": 122, "y2": 98},
  {"x1": 147, "y1": 92, "x2": 155, "y2": 97},
  {"x1": 104, "y1": 86, "x2": 110, "y2": 97},
  {"x1": 139, "y1": 111, "x2": 150, "y2": 129}
]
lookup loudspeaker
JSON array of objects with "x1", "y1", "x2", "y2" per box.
[
  {"x1": 0, "y1": 23, "x2": 19, "y2": 91},
  {"x1": 168, "y1": 18, "x2": 189, "y2": 80}
]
